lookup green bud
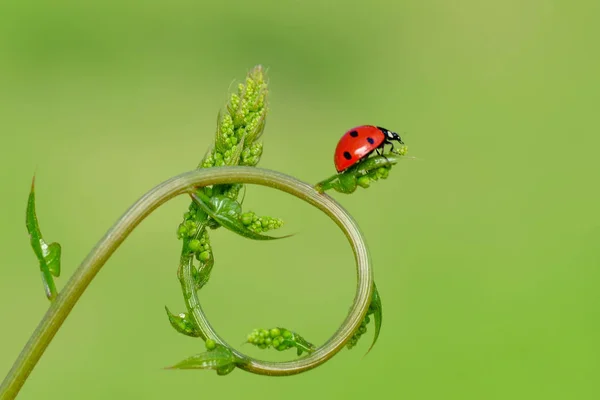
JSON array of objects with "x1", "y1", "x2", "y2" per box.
[
  {"x1": 251, "y1": 143, "x2": 262, "y2": 155},
  {"x1": 185, "y1": 220, "x2": 196, "y2": 230},
  {"x1": 206, "y1": 339, "x2": 216, "y2": 350},
  {"x1": 395, "y1": 145, "x2": 408, "y2": 156},
  {"x1": 270, "y1": 328, "x2": 280, "y2": 338},
  {"x1": 282, "y1": 330, "x2": 292, "y2": 339},
  {"x1": 198, "y1": 251, "x2": 211, "y2": 262},
  {"x1": 376, "y1": 167, "x2": 390, "y2": 179},
  {"x1": 241, "y1": 212, "x2": 254, "y2": 225},
  {"x1": 357, "y1": 176, "x2": 371, "y2": 188},
  {"x1": 235, "y1": 127, "x2": 246, "y2": 140},
  {"x1": 229, "y1": 95, "x2": 240, "y2": 114},
  {"x1": 272, "y1": 338, "x2": 280, "y2": 348},
  {"x1": 189, "y1": 239, "x2": 201, "y2": 252},
  {"x1": 177, "y1": 224, "x2": 188, "y2": 239}
]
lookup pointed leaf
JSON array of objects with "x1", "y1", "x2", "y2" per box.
[
  {"x1": 367, "y1": 283, "x2": 383, "y2": 354},
  {"x1": 350, "y1": 154, "x2": 399, "y2": 176},
  {"x1": 245, "y1": 110, "x2": 266, "y2": 144},
  {"x1": 291, "y1": 331, "x2": 316, "y2": 355},
  {"x1": 226, "y1": 137, "x2": 245, "y2": 166},
  {"x1": 193, "y1": 256, "x2": 214, "y2": 290},
  {"x1": 214, "y1": 110, "x2": 229, "y2": 153},
  {"x1": 165, "y1": 307, "x2": 202, "y2": 338},
  {"x1": 167, "y1": 344, "x2": 237, "y2": 374},
  {"x1": 314, "y1": 152, "x2": 406, "y2": 194},
  {"x1": 26, "y1": 176, "x2": 62, "y2": 300},
  {"x1": 190, "y1": 193, "x2": 290, "y2": 241}
]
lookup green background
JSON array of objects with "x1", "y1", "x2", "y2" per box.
[{"x1": 1, "y1": 1, "x2": 599, "y2": 399}]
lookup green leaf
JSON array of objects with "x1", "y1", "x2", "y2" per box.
[
  {"x1": 367, "y1": 283, "x2": 383, "y2": 354},
  {"x1": 25, "y1": 176, "x2": 62, "y2": 300},
  {"x1": 214, "y1": 110, "x2": 229, "y2": 153},
  {"x1": 193, "y1": 254, "x2": 214, "y2": 290},
  {"x1": 167, "y1": 344, "x2": 237, "y2": 375},
  {"x1": 290, "y1": 331, "x2": 316, "y2": 356},
  {"x1": 165, "y1": 307, "x2": 202, "y2": 338},
  {"x1": 314, "y1": 151, "x2": 407, "y2": 194},
  {"x1": 226, "y1": 137, "x2": 245, "y2": 166},
  {"x1": 345, "y1": 282, "x2": 384, "y2": 352},
  {"x1": 350, "y1": 154, "x2": 398, "y2": 176},
  {"x1": 190, "y1": 193, "x2": 290, "y2": 241}
]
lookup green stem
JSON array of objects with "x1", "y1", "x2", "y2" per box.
[
  {"x1": 180, "y1": 170, "x2": 373, "y2": 375},
  {"x1": 0, "y1": 167, "x2": 372, "y2": 398}
]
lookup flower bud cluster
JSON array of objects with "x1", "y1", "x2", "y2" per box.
[
  {"x1": 346, "y1": 315, "x2": 370, "y2": 349},
  {"x1": 247, "y1": 328, "x2": 294, "y2": 351},
  {"x1": 177, "y1": 209, "x2": 212, "y2": 263},
  {"x1": 240, "y1": 212, "x2": 284, "y2": 233},
  {"x1": 200, "y1": 67, "x2": 268, "y2": 169}
]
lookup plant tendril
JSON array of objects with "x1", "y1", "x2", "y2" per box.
[{"x1": 0, "y1": 166, "x2": 372, "y2": 399}]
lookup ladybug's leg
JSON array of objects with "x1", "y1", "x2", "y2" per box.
[{"x1": 377, "y1": 143, "x2": 390, "y2": 163}]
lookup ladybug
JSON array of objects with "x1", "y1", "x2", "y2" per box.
[{"x1": 334, "y1": 125, "x2": 404, "y2": 172}]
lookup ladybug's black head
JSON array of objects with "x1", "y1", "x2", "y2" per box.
[
  {"x1": 377, "y1": 126, "x2": 404, "y2": 144},
  {"x1": 388, "y1": 131, "x2": 404, "y2": 144}
]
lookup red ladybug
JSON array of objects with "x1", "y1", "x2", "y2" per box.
[{"x1": 334, "y1": 125, "x2": 404, "y2": 172}]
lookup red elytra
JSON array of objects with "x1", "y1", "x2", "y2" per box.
[{"x1": 333, "y1": 125, "x2": 403, "y2": 172}]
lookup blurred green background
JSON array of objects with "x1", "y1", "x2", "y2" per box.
[{"x1": 1, "y1": 0, "x2": 599, "y2": 399}]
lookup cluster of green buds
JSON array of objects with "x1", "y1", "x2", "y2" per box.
[
  {"x1": 246, "y1": 327, "x2": 315, "y2": 356},
  {"x1": 346, "y1": 284, "x2": 382, "y2": 351},
  {"x1": 176, "y1": 214, "x2": 197, "y2": 240},
  {"x1": 356, "y1": 145, "x2": 408, "y2": 189},
  {"x1": 240, "y1": 212, "x2": 284, "y2": 233},
  {"x1": 200, "y1": 67, "x2": 268, "y2": 169},
  {"x1": 173, "y1": 65, "x2": 275, "y2": 284},
  {"x1": 176, "y1": 210, "x2": 212, "y2": 260},
  {"x1": 170, "y1": 66, "x2": 289, "y2": 360},
  {"x1": 346, "y1": 315, "x2": 370, "y2": 349},
  {"x1": 315, "y1": 144, "x2": 409, "y2": 194},
  {"x1": 188, "y1": 230, "x2": 211, "y2": 262}
]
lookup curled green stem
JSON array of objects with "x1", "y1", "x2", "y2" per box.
[{"x1": 0, "y1": 167, "x2": 372, "y2": 399}]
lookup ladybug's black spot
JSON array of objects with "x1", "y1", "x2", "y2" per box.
[
  {"x1": 349, "y1": 130, "x2": 359, "y2": 138},
  {"x1": 343, "y1": 151, "x2": 352, "y2": 160},
  {"x1": 367, "y1": 137, "x2": 375, "y2": 144}
]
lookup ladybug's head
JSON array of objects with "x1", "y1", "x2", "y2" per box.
[
  {"x1": 378, "y1": 126, "x2": 404, "y2": 144},
  {"x1": 388, "y1": 130, "x2": 404, "y2": 144}
]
